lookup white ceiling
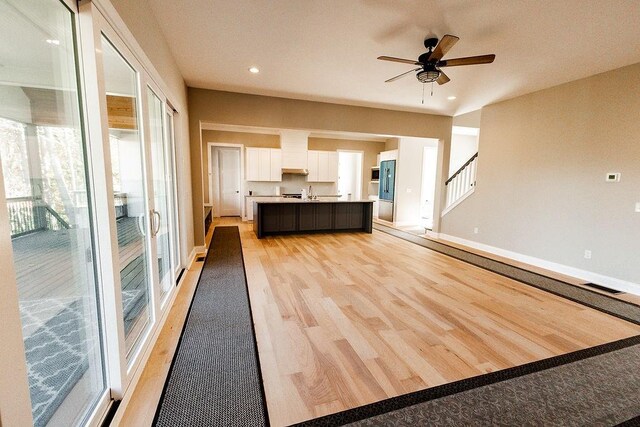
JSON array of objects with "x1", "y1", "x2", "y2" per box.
[{"x1": 148, "y1": 0, "x2": 640, "y2": 116}]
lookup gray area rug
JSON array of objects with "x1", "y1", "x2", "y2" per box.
[
  {"x1": 373, "y1": 222, "x2": 640, "y2": 325},
  {"x1": 154, "y1": 226, "x2": 268, "y2": 427},
  {"x1": 20, "y1": 298, "x2": 91, "y2": 427}
]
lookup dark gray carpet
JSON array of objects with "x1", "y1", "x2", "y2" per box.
[
  {"x1": 373, "y1": 222, "x2": 640, "y2": 325},
  {"x1": 153, "y1": 226, "x2": 268, "y2": 427},
  {"x1": 293, "y1": 336, "x2": 640, "y2": 426},
  {"x1": 347, "y1": 339, "x2": 640, "y2": 426}
]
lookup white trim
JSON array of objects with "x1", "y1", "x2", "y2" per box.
[
  {"x1": 436, "y1": 233, "x2": 640, "y2": 295},
  {"x1": 441, "y1": 187, "x2": 476, "y2": 216}
]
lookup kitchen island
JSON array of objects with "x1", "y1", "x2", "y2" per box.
[{"x1": 252, "y1": 198, "x2": 374, "y2": 238}]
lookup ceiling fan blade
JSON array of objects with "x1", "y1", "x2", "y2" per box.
[
  {"x1": 436, "y1": 70, "x2": 450, "y2": 85},
  {"x1": 438, "y1": 54, "x2": 496, "y2": 67},
  {"x1": 428, "y1": 34, "x2": 459, "y2": 61},
  {"x1": 385, "y1": 67, "x2": 421, "y2": 83},
  {"x1": 378, "y1": 56, "x2": 422, "y2": 65}
]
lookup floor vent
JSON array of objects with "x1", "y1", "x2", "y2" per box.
[
  {"x1": 196, "y1": 256, "x2": 206, "y2": 263},
  {"x1": 583, "y1": 283, "x2": 622, "y2": 295}
]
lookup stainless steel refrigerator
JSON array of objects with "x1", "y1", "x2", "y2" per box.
[{"x1": 378, "y1": 160, "x2": 396, "y2": 222}]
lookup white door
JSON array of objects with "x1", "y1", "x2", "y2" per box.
[{"x1": 218, "y1": 148, "x2": 242, "y2": 216}]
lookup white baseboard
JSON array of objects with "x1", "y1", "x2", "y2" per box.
[{"x1": 436, "y1": 233, "x2": 640, "y2": 296}]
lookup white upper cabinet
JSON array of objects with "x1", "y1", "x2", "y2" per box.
[
  {"x1": 307, "y1": 150, "x2": 319, "y2": 181},
  {"x1": 258, "y1": 148, "x2": 270, "y2": 180},
  {"x1": 327, "y1": 151, "x2": 338, "y2": 182},
  {"x1": 270, "y1": 149, "x2": 282, "y2": 181},
  {"x1": 307, "y1": 150, "x2": 338, "y2": 182},
  {"x1": 246, "y1": 147, "x2": 282, "y2": 182},
  {"x1": 246, "y1": 148, "x2": 260, "y2": 181}
]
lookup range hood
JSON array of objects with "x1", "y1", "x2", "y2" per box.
[
  {"x1": 280, "y1": 130, "x2": 310, "y2": 176},
  {"x1": 282, "y1": 168, "x2": 309, "y2": 176}
]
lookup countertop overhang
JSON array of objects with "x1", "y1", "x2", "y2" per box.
[{"x1": 253, "y1": 197, "x2": 374, "y2": 204}]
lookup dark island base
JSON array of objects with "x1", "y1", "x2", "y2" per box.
[{"x1": 253, "y1": 202, "x2": 373, "y2": 239}]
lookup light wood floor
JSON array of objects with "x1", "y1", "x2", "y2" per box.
[
  {"x1": 377, "y1": 219, "x2": 640, "y2": 305},
  {"x1": 242, "y1": 224, "x2": 640, "y2": 426},
  {"x1": 119, "y1": 219, "x2": 640, "y2": 426}
]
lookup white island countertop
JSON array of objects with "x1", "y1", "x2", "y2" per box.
[
  {"x1": 253, "y1": 197, "x2": 374, "y2": 204},
  {"x1": 245, "y1": 194, "x2": 342, "y2": 198}
]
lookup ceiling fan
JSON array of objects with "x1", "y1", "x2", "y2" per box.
[{"x1": 378, "y1": 35, "x2": 495, "y2": 85}]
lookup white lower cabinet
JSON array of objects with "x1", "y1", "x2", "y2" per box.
[{"x1": 246, "y1": 197, "x2": 275, "y2": 220}]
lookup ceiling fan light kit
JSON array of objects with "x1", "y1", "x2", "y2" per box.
[
  {"x1": 378, "y1": 34, "x2": 496, "y2": 98},
  {"x1": 417, "y1": 68, "x2": 440, "y2": 83}
]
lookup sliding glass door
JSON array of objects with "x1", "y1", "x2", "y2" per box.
[
  {"x1": 0, "y1": 2, "x2": 184, "y2": 424},
  {"x1": 0, "y1": 0, "x2": 106, "y2": 425},
  {"x1": 100, "y1": 35, "x2": 154, "y2": 360},
  {"x1": 148, "y1": 88, "x2": 175, "y2": 303}
]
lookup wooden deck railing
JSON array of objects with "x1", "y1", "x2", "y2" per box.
[
  {"x1": 7, "y1": 196, "x2": 71, "y2": 238},
  {"x1": 9, "y1": 193, "x2": 130, "y2": 238}
]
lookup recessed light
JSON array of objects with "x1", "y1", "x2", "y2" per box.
[
  {"x1": 447, "y1": 96, "x2": 456, "y2": 100},
  {"x1": 46, "y1": 39, "x2": 60, "y2": 45},
  {"x1": 248, "y1": 66, "x2": 260, "y2": 74}
]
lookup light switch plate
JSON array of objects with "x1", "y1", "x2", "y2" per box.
[{"x1": 635, "y1": 202, "x2": 640, "y2": 213}]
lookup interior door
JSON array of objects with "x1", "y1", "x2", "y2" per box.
[{"x1": 218, "y1": 148, "x2": 241, "y2": 216}]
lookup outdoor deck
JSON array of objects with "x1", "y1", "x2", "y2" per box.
[{"x1": 13, "y1": 216, "x2": 147, "y2": 335}]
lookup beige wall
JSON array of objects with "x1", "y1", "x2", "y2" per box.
[
  {"x1": 110, "y1": 0, "x2": 194, "y2": 260},
  {"x1": 441, "y1": 63, "x2": 640, "y2": 285},
  {"x1": 308, "y1": 137, "x2": 385, "y2": 199},
  {"x1": 189, "y1": 89, "x2": 453, "y2": 245},
  {"x1": 453, "y1": 109, "x2": 482, "y2": 128}
]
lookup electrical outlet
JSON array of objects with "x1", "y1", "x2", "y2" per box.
[
  {"x1": 406, "y1": 188, "x2": 412, "y2": 193},
  {"x1": 473, "y1": 227, "x2": 479, "y2": 234},
  {"x1": 584, "y1": 250, "x2": 592, "y2": 259}
]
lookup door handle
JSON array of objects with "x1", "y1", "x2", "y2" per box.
[
  {"x1": 137, "y1": 214, "x2": 146, "y2": 237},
  {"x1": 152, "y1": 210, "x2": 161, "y2": 236}
]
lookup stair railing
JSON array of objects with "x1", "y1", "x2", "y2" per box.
[{"x1": 445, "y1": 152, "x2": 478, "y2": 210}]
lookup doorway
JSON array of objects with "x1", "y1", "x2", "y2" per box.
[
  {"x1": 420, "y1": 146, "x2": 438, "y2": 230},
  {"x1": 337, "y1": 151, "x2": 363, "y2": 200},
  {"x1": 211, "y1": 146, "x2": 242, "y2": 216}
]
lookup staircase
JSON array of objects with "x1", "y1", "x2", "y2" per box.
[{"x1": 443, "y1": 152, "x2": 478, "y2": 215}]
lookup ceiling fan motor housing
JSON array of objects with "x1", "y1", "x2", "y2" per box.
[{"x1": 417, "y1": 69, "x2": 440, "y2": 83}]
